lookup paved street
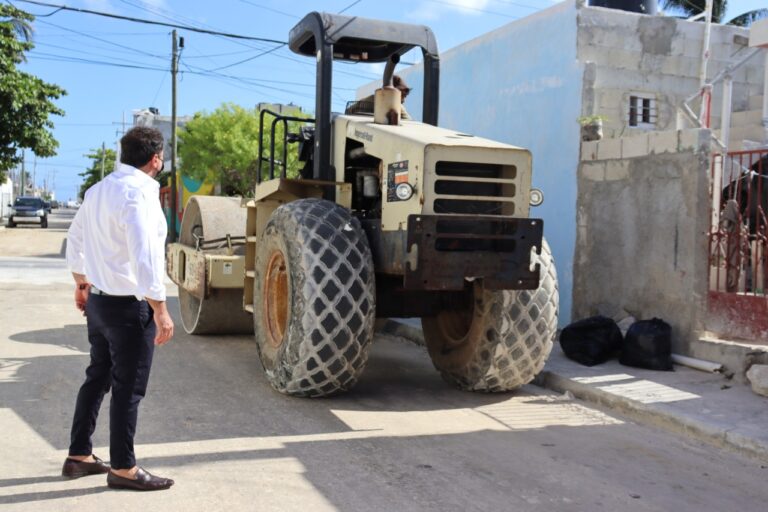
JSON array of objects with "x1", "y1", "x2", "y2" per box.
[{"x1": 0, "y1": 211, "x2": 766, "y2": 511}]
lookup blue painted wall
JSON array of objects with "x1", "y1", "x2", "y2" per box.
[{"x1": 403, "y1": 3, "x2": 582, "y2": 324}]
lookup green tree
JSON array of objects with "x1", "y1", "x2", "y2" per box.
[
  {"x1": 662, "y1": 0, "x2": 767, "y2": 26},
  {"x1": 0, "y1": 5, "x2": 66, "y2": 182},
  {"x1": 178, "y1": 103, "x2": 310, "y2": 197},
  {"x1": 79, "y1": 146, "x2": 117, "y2": 198}
]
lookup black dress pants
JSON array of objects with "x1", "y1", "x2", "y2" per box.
[{"x1": 68, "y1": 294, "x2": 155, "y2": 469}]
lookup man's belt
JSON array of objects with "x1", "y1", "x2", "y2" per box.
[{"x1": 90, "y1": 286, "x2": 133, "y2": 298}]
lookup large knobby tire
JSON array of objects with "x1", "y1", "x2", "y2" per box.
[
  {"x1": 422, "y1": 238, "x2": 559, "y2": 392},
  {"x1": 253, "y1": 198, "x2": 376, "y2": 397}
]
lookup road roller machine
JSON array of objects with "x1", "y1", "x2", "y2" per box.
[{"x1": 166, "y1": 12, "x2": 559, "y2": 397}]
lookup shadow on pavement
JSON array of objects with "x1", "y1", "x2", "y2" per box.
[
  {"x1": 0, "y1": 475, "x2": 65, "y2": 488},
  {"x1": 3, "y1": 294, "x2": 766, "y2": 510},
  {"x1": 0, "y1": 486, "x2": 109, "y2": 505}
]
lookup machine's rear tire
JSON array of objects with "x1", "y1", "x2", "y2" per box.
[
  {"x1": 422, "y1": 238, "x2": 558, "y2": 392},
  {"x1": 178, "y1": 195, "x2": 253, "y2": 335},
  {"x1": 253, "y1": 198, "x2": 376, "y2": 397}
]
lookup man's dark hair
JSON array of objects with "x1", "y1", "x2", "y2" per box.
[{"x1": 120, "y1": 126, "x2": 164, "y2": 168}]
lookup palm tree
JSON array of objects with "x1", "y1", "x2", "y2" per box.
[
  {"x1": 662, "y1": 0, "x2": 768, "y2": 27},
  {"x1": 0, "y1": 5, "x2": 33, "y2": 42}
]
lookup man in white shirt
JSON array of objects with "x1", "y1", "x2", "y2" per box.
[{"x1": 62, "y1": 126, "x2": 175, "y2": 491}]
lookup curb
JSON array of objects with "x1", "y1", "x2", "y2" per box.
[
  {"x1": 378, "y1": 319, "x2": 768, "y2": 462},
  {"x1": 533, "y1": 370, "x2": 768, "y2": 462}
]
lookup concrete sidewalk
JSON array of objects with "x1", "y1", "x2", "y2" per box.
[{"x1": 379, "y1": 319, "x2": 768, "y2": 462}]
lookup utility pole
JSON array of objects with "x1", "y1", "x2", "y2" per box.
[
  {"x1": 20, "y1": 151, "x2": 25, "y2": 196},
  {"x1": 100, "y1": 141, "x2": 106, "y2": 180},
  {"x1": 32, "y1": 155, "x2": 37, "y2": 196},
  {"x1": 170, "y1": 29, "x2": 181, "y2": 242}
]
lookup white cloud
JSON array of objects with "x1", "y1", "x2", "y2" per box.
[
  {"x1": 448, "y1": 0, "x2": 491, "y2": 11},
  {"x1": 406, "y1": 0, "x2": 493, "y2": 22},
  {"x1": 81, "y1": 0, "x2": 116, "y2": 9},
  {"x1": 405, "y1": 4, "x2": 441, "y2": 22},
  {"x1": 140, "y1": 0, "x2": 169, "y2": 9}
]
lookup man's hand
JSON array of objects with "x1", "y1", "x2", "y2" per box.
[
  {"x1": 147, "y1": 299, "x2": 174, "y2": 345},
  {"x1": 72, "y1": 273, "x2": 90, "y2": 315},
  {"x1": 74, "y1": 284, "x2": 90, "y2": 314}
]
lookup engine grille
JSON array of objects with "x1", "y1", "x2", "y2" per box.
[{"x1": 432, "y1": 161, "x2": 517, "y2": 216}]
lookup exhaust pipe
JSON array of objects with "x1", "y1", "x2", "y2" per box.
[{"x1": 374, "y1": 54, "x2": 401, "y2": 126}]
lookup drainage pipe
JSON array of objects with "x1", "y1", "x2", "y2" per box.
[{"x1": 671, "y1": 354, "x2": 724, "y2": 373}]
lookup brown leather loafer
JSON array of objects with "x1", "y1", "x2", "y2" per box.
[
  {"x1": 61, "y1": 455, "x2": 111, "y2": 478},
  {"x1": 107, "y1": 467, "x2": 174, "y2": 491}
]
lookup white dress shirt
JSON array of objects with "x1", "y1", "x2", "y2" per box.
[{"x1": 66, "y1": 163, "x2": 168, "y2": 301}]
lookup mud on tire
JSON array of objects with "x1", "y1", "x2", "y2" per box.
[
  {"x1": 422, "y1": 238, "x2": 559, "y2": 392},
  {"x1": 253, "y1": 198, "x2": 376, "y2": 397}
]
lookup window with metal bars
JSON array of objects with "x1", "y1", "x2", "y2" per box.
[{"x1": 628, "y1": 94, "x2": 657, "y2": 129}]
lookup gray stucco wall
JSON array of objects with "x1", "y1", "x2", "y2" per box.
[
  {"x1": 397, "y1": 1, "x2": 583, "y2": 325},
  {"x1": 574, "y1": 130, "x2": 712, "y2": 353}
]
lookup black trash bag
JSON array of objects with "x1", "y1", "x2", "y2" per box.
[
  {"x1": 559, "y1": 316, "x2": 623, "y2": 366},
  {"x1": 619, "y1": 318, "x2": 674, "y2": 371}
]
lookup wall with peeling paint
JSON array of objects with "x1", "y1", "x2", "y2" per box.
[{"x1": 577, "y1": 6, "x2": 760, "y2": 141}]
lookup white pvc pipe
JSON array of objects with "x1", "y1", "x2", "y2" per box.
[
  {"x1": 711, "y1": 154, "x2": 723, "y2": 232},
  {"x1": 698, "y1": 0, "x2": 714, "y2": 122},
  {"x1": 699, "y1": 0, "x2": 713, "y2": 88},
  {"x1": 721, "y1": 75, "x2": 733, "y2": 151},
  {"x1": 763, "y1": 51, "x2": 768, "y2": 143},
  {"x1": 671, "y1": 354, "x2": 724, "y2": 373}
]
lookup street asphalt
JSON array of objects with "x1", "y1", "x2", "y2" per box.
[{"x1": 0, "y1": 211, "x2": 766, "y2": 511}]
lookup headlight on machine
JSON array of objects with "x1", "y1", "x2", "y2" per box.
[
  {"x1": 529, "y1": 188, "x2": 544, "y2": 207},
  {"x1": 395, "y1": 182, "x2": 414, "y2": 201}
]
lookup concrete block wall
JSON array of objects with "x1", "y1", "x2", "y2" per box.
[
  {"x1": 578, "y1": 6, "x2": 764, "y2": 137},
  {"x1": 574, "y1": 129, "x2": 712, "y2": 354}
]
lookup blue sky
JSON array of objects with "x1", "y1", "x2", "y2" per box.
[{"x1": 7, "y1": 0, "x2": 766, "y2": 201}]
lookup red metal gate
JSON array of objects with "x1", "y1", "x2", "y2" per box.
[{"x1": 708, "y1": 149, "x2": 768, "y2": 341}]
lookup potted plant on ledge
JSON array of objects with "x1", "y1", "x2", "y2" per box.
[{"x1": 578, "y1": 115, "x2": 607, "y2": 142}]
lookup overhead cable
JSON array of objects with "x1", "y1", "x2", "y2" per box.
[{"x1": 14, "y1": 0, "x2": 287, "y2": 43}]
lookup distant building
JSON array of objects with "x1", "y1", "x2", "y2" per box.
[
  {"x1": 0, "y1": 176, "x2": 12, "y2": 220},
  {"x1": 256, "y1": 102, "x2": 304, "y2": 116},
  {"x1": 131, "y1": 108, "x2": 194, "y2": 171}
]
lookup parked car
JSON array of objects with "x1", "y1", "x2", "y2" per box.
[
  {"x1": 50, "y1": 200, "x2": 59, "y2": 209},
  {"x1": 7, "y1": 196, "x2": 48, "y2": 228}
]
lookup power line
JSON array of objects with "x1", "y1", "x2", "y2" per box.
[
  {"x1": 33, "y1": 41, "x2": 166, "y2": 67},
  {"x1": 204, "y1": 43, "x2": 286, "y2": 72},
  {"x1": 338, "y1": 0, "x2": 363, "y2": 14},
  {"x1": 31, "y1": 51, "x2": 170, "y2": 72},
  {"x1": 37, "y1": 19, "x2": 167, "y2": 60},
  {"x1": 29, "y1": 48, "x2": 356, "y2": 91},
  {"x1": 237, "y1": 0, "x2": 300, "y2": 19},
  {"x1": 490, "y1": 0, "x2": 547, "y2": 11},
  {"x1": 14, "y1": 0, "x2": 287, "y2": 44}
]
